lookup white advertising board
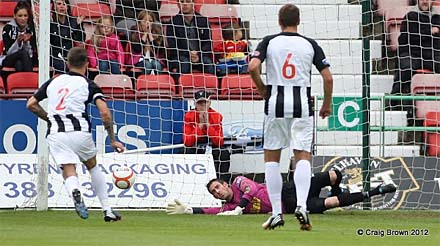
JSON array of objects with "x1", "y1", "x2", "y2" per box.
[{"x1": 0, "y1": 154, "x2": 221, "y2": 209}]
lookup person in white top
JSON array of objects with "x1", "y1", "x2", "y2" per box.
[
  {"x1": 249, "y1": 4, "x2": 333, "y2": 231},
  {"x1": 26, "y1": 47, "x2": 125, "y2": 222}
]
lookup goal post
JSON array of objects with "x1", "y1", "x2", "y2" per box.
[
  {"x1": 35, "y1": 0, "x2": 50, "y2": 211},
  {"x1": 361, "y1": 0, "x2": 372, "y2": 209}
]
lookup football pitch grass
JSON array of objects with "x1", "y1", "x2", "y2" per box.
[{"x1": 0, "y1": 210, "x2": 438, "y2": 246}]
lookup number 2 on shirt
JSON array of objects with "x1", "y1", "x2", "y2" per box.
[
  {"x1": 55, "y1": 88, "x2": 69, "y2": 111},
  {"x1": 282, "y1": 52, "x2": 296, "y2": 79}
]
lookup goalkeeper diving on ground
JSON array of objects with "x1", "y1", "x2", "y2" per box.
[{"x1": 166, "y1": 169, "x2": 397, "y2": 221}]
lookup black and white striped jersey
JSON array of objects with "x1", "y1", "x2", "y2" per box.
[
  {"x1": 252, "y1": 32, "x2": 330, "y2": 118},
  {"x1": 33, "y1": 71, "x2": 105, "y2": 135}
]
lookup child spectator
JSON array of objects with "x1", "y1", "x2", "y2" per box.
[
  {"x1": 87, "y1": 16, "x2": 124, "y2": 74},
  {"x1": 214, "y1": 23, "x2": 249, "y2": 76},
  {"x1": 0, "y1": 1, "x2": 37, "y2": 72},
  {"x1": 126, "y1": 10, "x2": 163, "y2": 74},
  {"x1": 50, "y1": 0, "x2": 86, "y2": 74}
]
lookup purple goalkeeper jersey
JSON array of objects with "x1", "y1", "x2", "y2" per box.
[{"x1": 202, "y1": 176, "x2": 278, "y2": 214}]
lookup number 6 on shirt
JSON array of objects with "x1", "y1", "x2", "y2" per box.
[{"x1": 282, "y1": 52, "x2": 296, "y2": 79}]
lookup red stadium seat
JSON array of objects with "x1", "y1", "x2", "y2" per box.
[
  {"x1": 411, "y1": 74, "x2": 440, "y2": 120},
  {"x1": 72, "y1": 3, "x2": 111, "y2": 20},
  {"x1": 384, "y1": 6, "x2": 411, "y2": 51},
  {"x1": 194, "y1": 0, "x2": 226, "y2": 4},
  {"x1": 179, "y1": 73, "x2": 218, "y2": 98},
  {"x1": 194, "y1": 0, "x2": 226, "y2": 13},
  {"x1": 376, "y1": 0, "x2": 409, "y2": 16},
  {"x1": 94, "y1": 74, "x2": 134, "y2": 99},
  {"x1": 136, "y1": 74, "x2": 177, "y2": 99},
  {"x1": 415, "y1": 101, "x2": 440, "y2": 119},
  {"x1": 159, "y1": 3, "x2": 179, "y2": 22},
  {"x1": 70, "y1": 0, "x2": 100, "y2": 3},
  {"x1": 411, "y1": 74, "x2": 440, "y2": 95},
  {"x1": 221, "y1": 75, "x2": 261, "y2": 100},
  {"x1": 0, "y1": 2, "x2": 16, "y2": 21},
  {"x1": 424, "y1": 112, "x2": 440, "y2": 156},
  {"x1": 6, "y1": 72, "x2": 39, "y2": 94},
  {"x1": 200, "y1": 4, "x2": 239, "y2": 26}
]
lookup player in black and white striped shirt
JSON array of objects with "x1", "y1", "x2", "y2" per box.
[
  {"x1": 249, "y1": 4, "x2": 333, "y2": 231},
  {"x1": 27, "y1": 47, "x2": 125, "y2": 222}
]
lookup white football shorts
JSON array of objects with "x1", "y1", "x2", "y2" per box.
[
  {"x1": 263, "y1": 115, "x2": 313, "y2": 151},
  {"x1": 47, "y1": 131, "x2": 97, "y2": 166}
]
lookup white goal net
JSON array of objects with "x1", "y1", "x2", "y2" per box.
[{"x1": 0, "y1": 0, "x2": 437, "y2": 211}]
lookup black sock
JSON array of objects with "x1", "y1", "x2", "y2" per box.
[
  {"x1": 368, "y1": 187, "x2": 381, "y2": 197},
  {"x1": 337, "y1": 192, "x2": 364, "y2": 207}
]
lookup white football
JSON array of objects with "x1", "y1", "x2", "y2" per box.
[{"x1": 112, "y1": 167, "x2": 135, "y2": 189}]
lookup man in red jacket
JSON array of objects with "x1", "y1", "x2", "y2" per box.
[{"x1": 182, "y1": 90, "x2": 231, "y2": 182}]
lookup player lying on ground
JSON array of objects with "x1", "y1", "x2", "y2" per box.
[{"x1": 166, "y1": 170, "x2": 396, "y2": 225}]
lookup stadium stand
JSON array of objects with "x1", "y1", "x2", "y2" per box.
[
  {"x1": 94, "y1": 74, "x2": 134, "y2": 99},
  {"x1": 71, "y1": 2, "x2": 111, "y2": 20},
  {"x1": 195, "y1": 0, "x2": 226, "y2": 4},
  {"x1": 199, "y1": 4, "x2": 239, "y2": 26},
  {"x1": 159, "y1": 3, "x2": 179, "y2": 22},
  {"x1": 0, "y1": 1, "x2": 15, "y2": 22},
  {"x1": 376, "y1": 0, "x2": 409, "y2": 16},
  {"x1": 384, "y1": 6, "x2": 412, "y2": 51},
  {"x1": 179, "y1": 73, "x2": 218, "y2": 98},
  {"x1": 6, "y1": 72, "x2": 38, "y2": 94},
  {"x1": 424, "y1": 111, "x2": 440, "y2": 156},
  {"x1": 136, "y1": 74, "x2": 177, "y2": 99},
  {"x1": 411, "y1": 74, "x2": 440, "y2": 95},
  {"x1": 220, "y1": 74, "x2": 260, "y2": 99},
  {"x1": 411, "y1": 74, "x2": 440, "y2": 119}
]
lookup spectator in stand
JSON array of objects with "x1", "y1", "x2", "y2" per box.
[
  {"x1": 87, "y1": 16, "x2": 124, "y2": 74},
  {"x1": 166, "y1": 0, "x2": 215, "y2": 75},
  {"x1": 50, "y1": 0, "x2": 86, "y2": 74},
  {"x1": 182, "y1": 90, "x2": 231, "y2": 182},
  {"x1": 151, "y1": 22, "x2": 168, "y2": 70},
  {"x1": 113, "y1": 0, "x2": 162, "y2": 42},
  {"x1": 391, "y1": 0, "x2": 440, "y2": 98},
  {"x1": 214, "y1": 23, "x2": 249, "y2": 76},
  {"x1": 127, "y1": 10, "x2": 163, "y2": 74},
  {"x1": 0, "y1": 1, "x2": 37, "y2": 72}
]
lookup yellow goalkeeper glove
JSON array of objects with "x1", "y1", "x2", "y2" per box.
[
  {"x1": 166, "y1": 199, "x2": 193, "y2": 215},
  {"x1": 216, "y1": 206, "x2": 244, "y2": 216}
]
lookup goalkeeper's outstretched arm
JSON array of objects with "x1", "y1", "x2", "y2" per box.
[{"x1": 165, "y1": 199, "x2": 221, "y2": 215}]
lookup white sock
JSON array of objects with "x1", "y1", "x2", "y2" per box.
[
  {"x1": 265, "y1": 162, "x2": 283, "y2": 216},
  {"x1": 294, "y1": 159, "x2": 312, "y2": 211},
  {"x1": 89, "y1": 166, "x2": 111, "y2": 211},
  {"x1": 64, "y1": 176, "x2": 80, "y2": 198}
]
